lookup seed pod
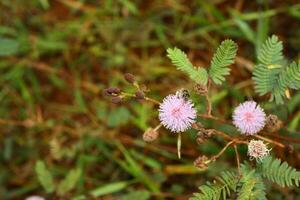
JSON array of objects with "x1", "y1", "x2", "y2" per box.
[
  {"x1": 111, "y1": 96, "x2": 122, "y2": 104},
  {"x1": 135, "y1": 91, "x2": 145, "y2": 99},
  {"x1": 265, "y1": 114, "x2": 282, "y2": 132},
  {"x1": 194, "y1": 84, "x2": 208, "y2": 95},
  {"x1": 194, "y1": 155, "x2": 209, "y2": 170},
  {"x1": 124, "y1": 73, "x2": 135, "y2": 84},
  {"x1": 143, "y1": 128, "x2": 159, "y2": 142}
]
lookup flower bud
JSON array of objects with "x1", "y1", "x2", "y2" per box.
[
  {"x1": 135, "y1": 91, "x2": 145, "y2": 99},
  {"x1": 194, "y1": 84, "x2": 208, "y2": 95},
  {"x1": 104, "y1": 87, "x2": 121, "y2": 96},
  {"x1": 111, "y1": 96, "x2": 122, "y2": 104},
  {"x1": 108, "y1": 87, "x2": 121, "y2": 94},
  {"x1": 124, "y1": 73, "x2": 135, "y2": 84},
  {"x1": 143, "y1": 128, "x2": 159, "y2": 142},
  {"x1": 265, "y1": 114, "x2": 282, "y2": 132},
  {"x1": 102, "y1": 88, "x2": 110, "y2": 96}
]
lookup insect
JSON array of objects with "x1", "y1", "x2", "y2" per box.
[{"x1": 176, "y1": 89, "x2": 190, "y2": 101}]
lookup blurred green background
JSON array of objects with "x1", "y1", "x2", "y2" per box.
[{"x1": 1, "y1": 0, "x2": 300, "y2": 199}]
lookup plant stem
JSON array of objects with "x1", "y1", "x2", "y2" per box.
[
  {"x1": 233, "y1": 144, "x2": 241, "y2": 176},
  {"x1": 211, "y1": 140, "x2": 235, "y2": 161},
  {"x1": 253, "y1": 135, "x2": 285, "y2": 148},
  {"x1": 177, "y1": 133, "x2": 182, "y2": 159}
]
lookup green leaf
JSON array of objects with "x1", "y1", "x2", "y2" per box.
[
  {"x1": 257, "y1": 35, "x2": 283, "y2": 67},
  {"x1": 209, "y1": 39, "x2": 238, "y2": 84},
  {"x1": 0, "y1": 37, "x2": 19, "y2": 56},
  {"x1": 121, "y1": 190, "x2": 150, "y2": 200},
  {"x1": 278, "y1": 61, "x2": 300, "y2": 90},
  {"x1": 167, "y1": 47, "x2": 208, "y2": 85},
  {"x1": 35, "y1": 160, "x2": 55, "y2": 193},
  {"x1": 253, "y1": 35, "x2": 300, "y2": 104},
  {"x1": 57, "y1": 168, "x2": 82, "y2": 195},
  {"x1": 107, "y1": 107, "x2": 131, "y2": 127},
  {"x1": 90, "y1": 181, "x2": 130, "y2": 197},
  {"x1": 189, "y1": 171, "x2": 238, "y2": 200},
  {"x1": 259, "y1": 156, "x2": 300, "y2": 187},
  {"x1": 238, "y1": 164, "x2": 267, "y2": 200}
]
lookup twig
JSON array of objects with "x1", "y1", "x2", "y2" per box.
[
  {"x1": 144, "y1": 97, "x2": 160, "y2": 105},
  {"x1": 205, "y1": 79, "x2": 212, "y2": 116},
  {"x1": 263, "y1": 132, "x2": 300, "y2": 145},
  {"x1": 233, "y1": 144, "x2": 241, "y2": 176},
  {"x1": 253, "y1": 135, "x2": 285, "y2": 148},
  {"x1": 211, "y1": 140, "x2": 235, "y2": 161}
]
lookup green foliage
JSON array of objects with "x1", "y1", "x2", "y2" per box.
[
  {"x1": 189, "y1": 171, "x2": 238, "y2": 200},
  {"x1": 57, "y1": 168, "x2": 82, "y2": 195},
  {"x1": 0, "y1": 37, "x2": 19, "y2": 56},
  {"x1": 258, "y1": 156, "x2": 300, "y2": 187},
  {"x1": 237, "y1": 164, "x2": 267, "y2": 200},
  {"x1": 90, "y1": 181, "x2": 131, "y2": 197},
  {"x1": 35, "y1": 160, "x2": 55, "y2": 193},
  {"x1": 167, "y1": 40, "x2": 238, "y2": 86},
  {"x1": 209, "y1": 40, "x2": 238, "y2": 84},
  {"x1": 253, "y1": 35, "x2": 300, "y2": 104},
  {"x1": 257, "y1": 35, "x2": 283, "y2": 67},
  {"x1": 167, "y1": 47, "x2": 208, "y2": 85},
  {"x1": 121, "y1": 190, "x2": 150, "y2": 200},
  {"x1": 278, "y1": 61, "x2": 300, "y2": 90}
]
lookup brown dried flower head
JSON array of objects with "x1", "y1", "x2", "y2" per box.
[
  {"x1": 196, "y1": 128, "x2": 214, "y2": 144},
  {"x1": 265, "y1": 114, "x2": 283, "y2": 132},
  {"x1": 194, "y1": 84, "x2": 208, "y2": 95},
  {"x1": 194, "y1": 155, "x2": 209, "y2": 170},
  {"x1": 143, "y1": 128, "x2": 159, "y2": 142}
]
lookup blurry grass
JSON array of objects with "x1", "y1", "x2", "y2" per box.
[{"x1": 0, "y1": 0, "x2": 300, "y2": 199}]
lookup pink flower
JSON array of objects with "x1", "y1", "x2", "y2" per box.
[
  {"x1": 233, "y1": 101, "x2": 266, "y2": 135},
  {"x1": 25, "y1": 196, "x2": 45, "y2": 200},
  {"x1": 159, "y1": 94, "x2": 196, "y2": 133}
]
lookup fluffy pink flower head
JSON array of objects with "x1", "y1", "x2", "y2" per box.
[
  {"x1": 159, "y1": 94, "x2": 196, "y2": 133},
  {"x1": 25, "y1": 196, "x2": 45, "y2": 200},
  {"x1": 233, "y1": 101, "x2": 266, "y2": 135}
]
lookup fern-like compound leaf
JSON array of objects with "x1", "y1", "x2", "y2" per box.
[
  {"x1": 278, "y1": 61, "x2": 300, "y2": 90},
  {"x1": 35, "y1": 160, "x2": 55, "y2": 193},
  {"x1": 237, "y1": 164, "x2": 267, "y2": 200},
  {"x1": 259, "y1": 156, "x2": 300, "y2": 187},
  {"x1": 253, "y1": 64, "x2": 281, "y2": 96},
  {"x1": 253, "y1": 35, "x2": 300, "y2": 104},
  {"x1": 167, "y1": 47, "x2": 208, "y2": 85},
  {"x1": 257, "y1": 35, "x2": 283, "y2": 67},
  {"x1": 189, "y1": 171, "x2": 238, "y2": 200},
  {"x1": 209, "y1": 39, "x2": 238, "y2": 85}
]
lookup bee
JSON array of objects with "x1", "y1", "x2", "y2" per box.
[{"x1": 176, "y1": 89, "x2": 190, "y2": 101}]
